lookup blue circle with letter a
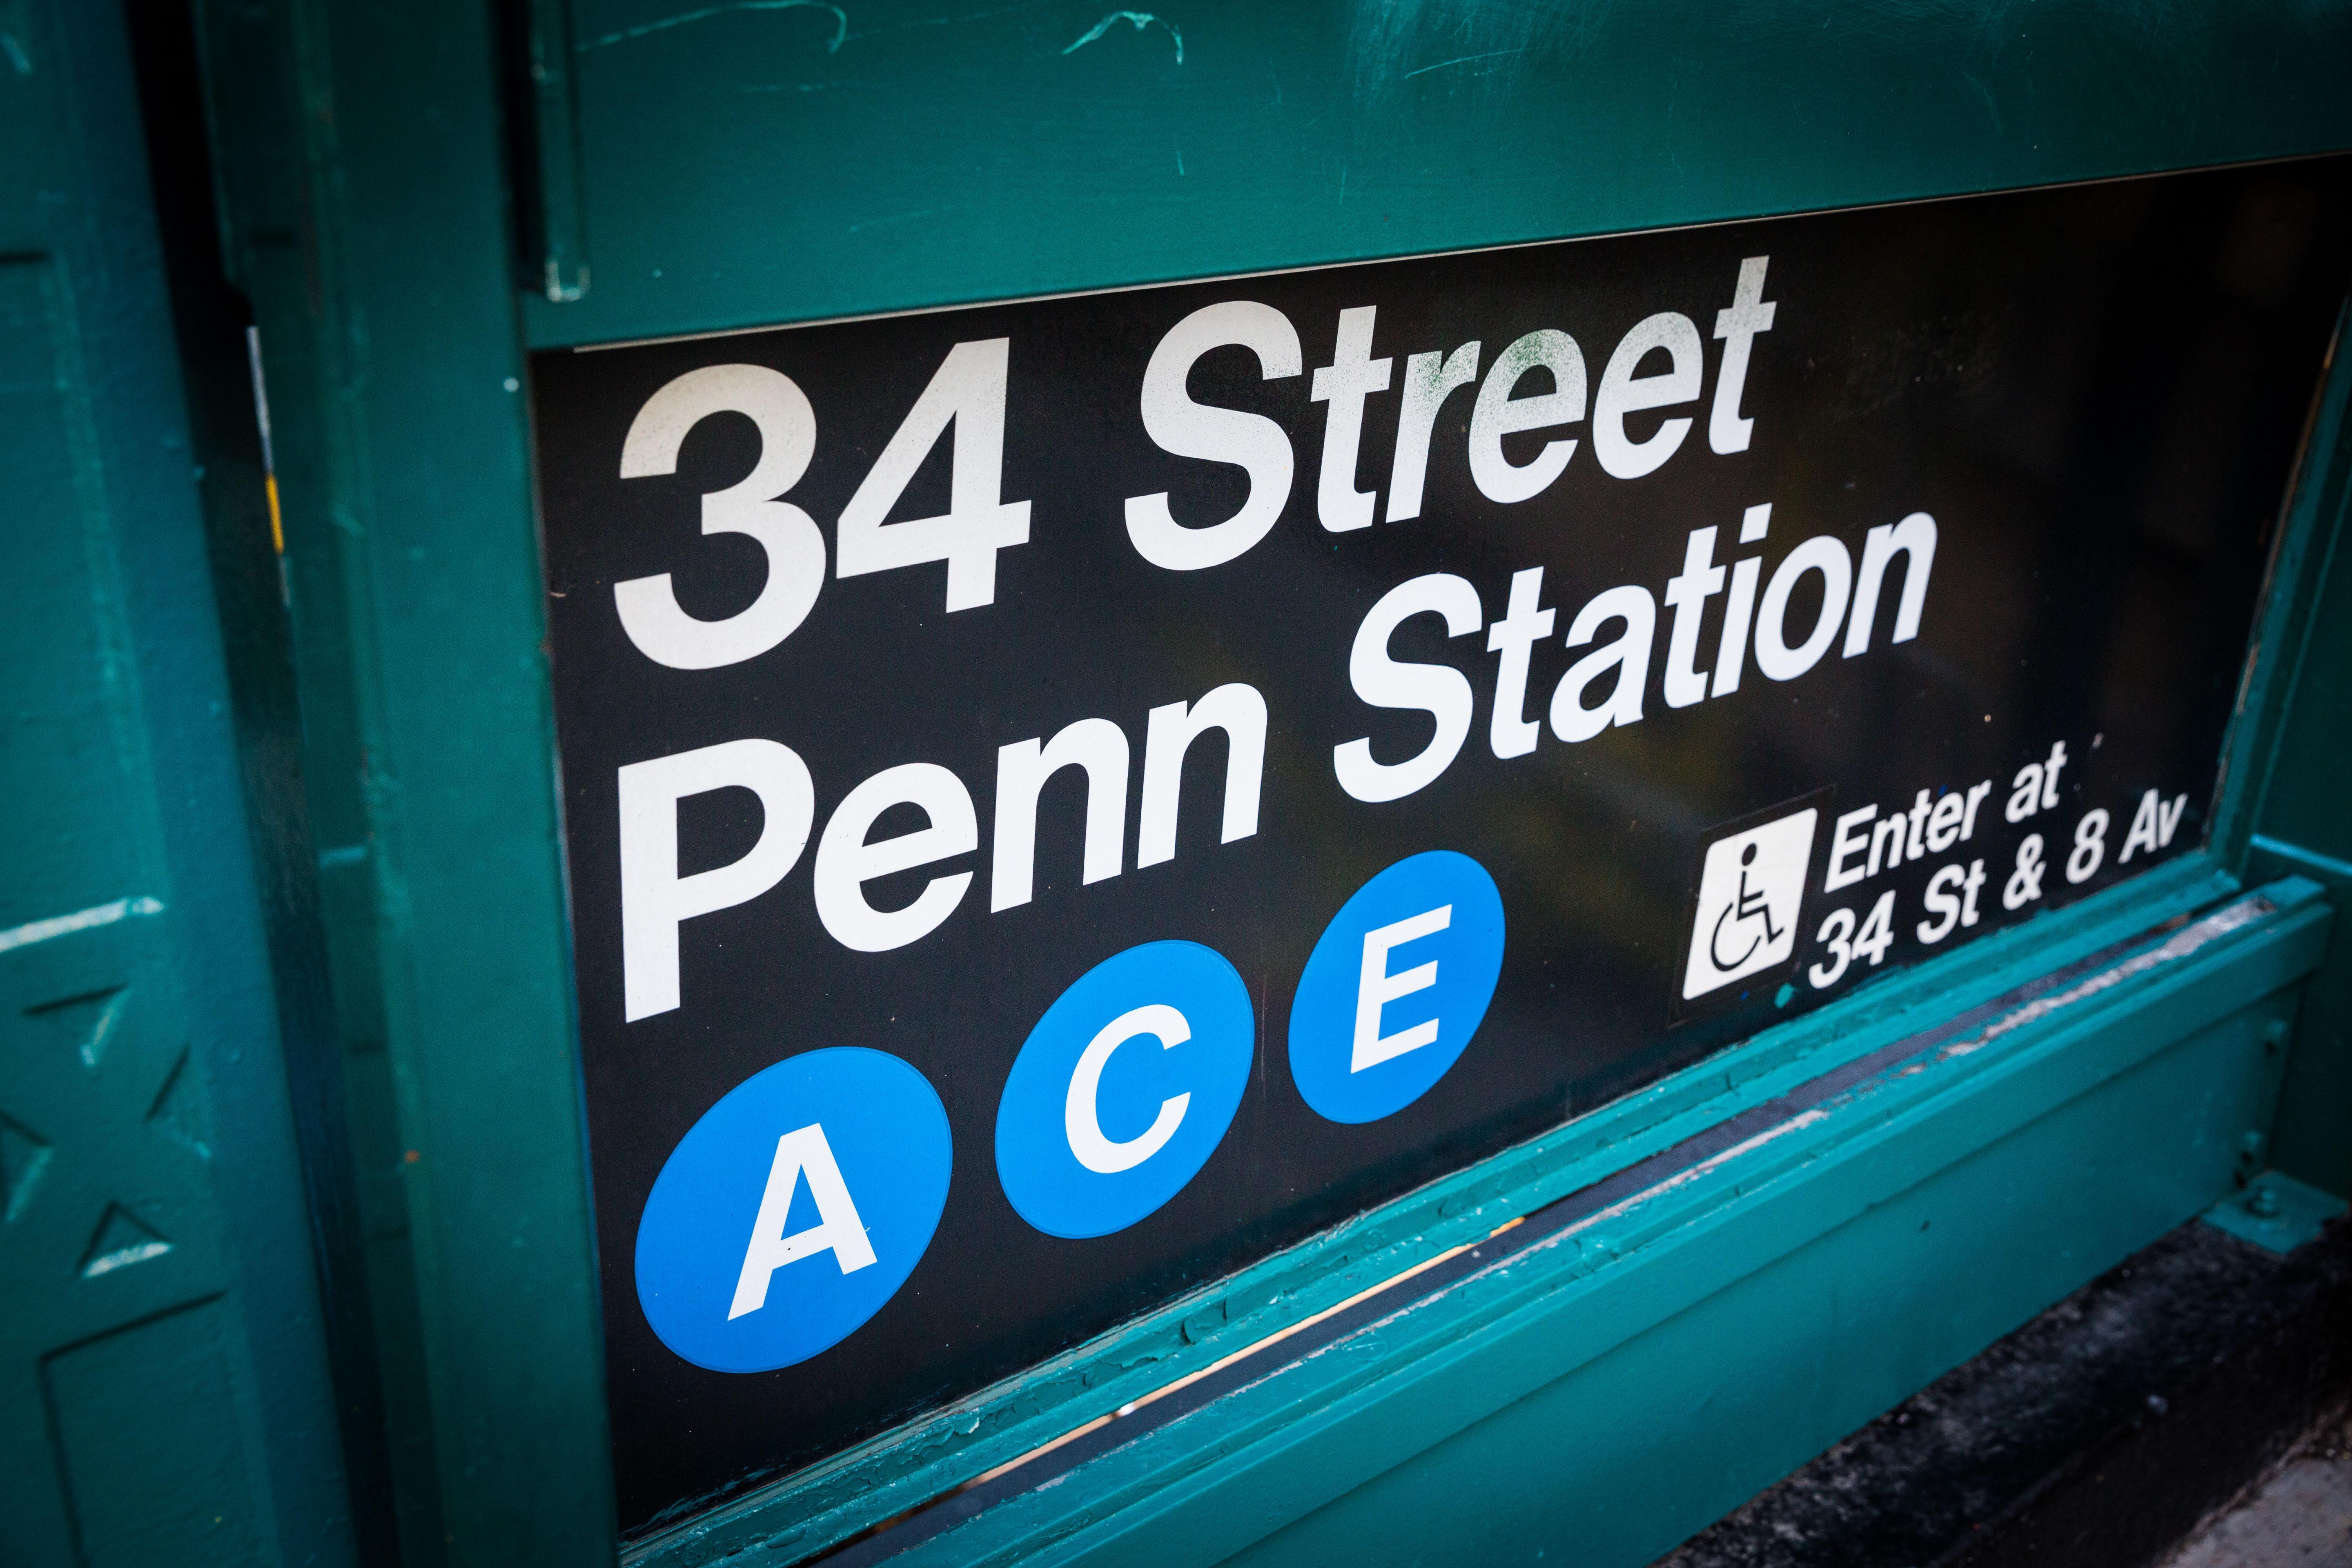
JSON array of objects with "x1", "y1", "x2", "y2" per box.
[
  {"x1": 634, "y1": 1047, "x2": 951, "y2": 1374},
  {"x1": 1288, "y1": 851, "x2": 1506, "y2": 1124},
  {"x1": 995, "y1": 941, "x2": 1254, "y2": 1239}
]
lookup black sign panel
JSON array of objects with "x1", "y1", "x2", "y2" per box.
[{"x1": 532, "y1": 160, "x2": 2352, "y2": 1530}]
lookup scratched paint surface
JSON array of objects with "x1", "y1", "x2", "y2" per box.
[{"x1": 535, "y1": 0, "x2": 2352, "y2": 348}]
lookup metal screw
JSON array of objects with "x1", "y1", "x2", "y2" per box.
[{"x1": 2246, "y1": 1186, "x2": 2282, "y2": 1218}]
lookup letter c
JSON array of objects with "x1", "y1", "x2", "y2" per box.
[{"x1": 1065, "y1": 1004, "x2": 1192, "y2": 1174}]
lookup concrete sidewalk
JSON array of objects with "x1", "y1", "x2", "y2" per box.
[{"x1": 2165, "y1": 1414, "x2": 2352, "y2": 1567}]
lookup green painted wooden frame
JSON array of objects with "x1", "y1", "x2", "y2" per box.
[
  {"x1": 180, "y1": 1, "x2": 2352, "y2": 1562},
  {"x1": 1, "y1": 1, "x2": 362, "y2": 1559},
  {"x1": 630, "y1": 860, "x2": 2321, "y2": 1565}
]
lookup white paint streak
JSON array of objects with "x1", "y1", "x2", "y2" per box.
[
  {"x1": 1551, "y1": 1109, "x2": 1834, "y2": 1245},
  {"x1": 1063, "y1": 10, "x2": 1183, "y2": 64},
  {"x1": 1403, "y1": 47, "x2": 1528, "y2": 80},
  {"x1": 0, "y1": 897, "x2": 165, "y2": 956},
  {"x1": 83, "y1": 1240, "x2": 171, "y2": 1277},
  {"x1": 1938, "y1": 898, "x2": 2271, "y2": 1062},
  {"x1": 581, "y1": 0, "x2": 848, "y2": 53}
]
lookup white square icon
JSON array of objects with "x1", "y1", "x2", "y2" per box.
[{"x1": 1682, "y1": 808, "x2": 1819, "y2": 1002}]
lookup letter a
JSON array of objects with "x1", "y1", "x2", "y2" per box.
[
  {"x1": 730, "y1": 1123, "x2": 878, "y2": 1320},
  {"x1": 2005, "y1": 763, "x2": 2042, "y2": 824},
  {"x1": 2119, "y1": 788, "x2": 2160, "y2": 863}
]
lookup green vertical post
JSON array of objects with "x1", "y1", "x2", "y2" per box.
[
  {"x1": 0, "y1": 0, "x2": 356, "y2": 1561},
  {"x1": 187, "y1": 0, "x2": 616, "y2": 1560}
]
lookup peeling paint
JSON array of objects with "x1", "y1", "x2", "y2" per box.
[
  {"x1": 0, "y1": 895, "x2": 164, "y2": 955},
  {"x1": 1936, "y1": 895, "x2": 2273, "y2": 1062},
  {"x1": 1062, "y1": 10, "x2": 1184, "y2": 64},
  {"x1": 1549, "y1": 1110, "x2": 1834, "y2": 1246},
  {"x1": 579, "y1": 0, "x2": 849, "y2": 53}
]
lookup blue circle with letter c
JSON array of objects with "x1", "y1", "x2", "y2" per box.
[
  {"x1": 995, "y1": 941, "x2": 1254, "y2": 1239},
  {"x1": 1288, "y1": 851, "x2": 1506, "y2": 1124},
  {"x1": 634, "y1": 1047, "x2": 951, "y2": 1374}
]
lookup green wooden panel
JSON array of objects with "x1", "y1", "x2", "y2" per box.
[
  {"x1": 185, "y1": 0, "x2": 619, "y2": 1562},
  {"x1": 523, "y1": 0, "x2": 2352, "y2": 347},
  {"x1": 2240, "y1": 347, "x2": 2352, "y2": 1199},
  {"x1": 0, "y1": 260, "x2": 149, "y2": 924},
  {"x1": 0, "y1": 0, "x2": 354, "y2": 1563},
  {"x1": 175, "y1": 0, "x2": 452, "y2": 1541},
  {"x1": 2251, "y1": 837, "x2": 2352, "y2": 1198},
  {"x1": 43, "y1": 1301, "x2": 274, "y2": 1566}
]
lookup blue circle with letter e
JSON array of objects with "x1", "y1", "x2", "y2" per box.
[
  {"x1": 995, "y1": 941, "x2": 1254, "y2": 1239},
  {"x1": 634, "y1": 1047, "x2": 951, "y2": 1374},
  {"x1": 1288, "y1": 851, "x2": 1506, "y2": 1124}
]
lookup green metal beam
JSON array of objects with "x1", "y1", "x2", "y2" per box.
[{"x1": 523, "y1": 0, "x2": 2352, "y2": 348}]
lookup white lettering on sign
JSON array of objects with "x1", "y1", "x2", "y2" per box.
[
  {"x1": 1311, "y1": 306, "x2": 1394, "y2": 533},
  {"x1": 1469, "y1": 329, "x2": 1585, "y2": 504},
  {"x1": 1386, "y1": 341, "x2": 1481, "y2": 524},
  {"x1": 1845, "y1": 513, "x2": 1938, "y2": 657},
  {"x1": 1755, "y1": 535, "x2": 1852, "y2": 682},
  {"x1": 1334, "y1": 575, "x2": 1484, "y2": 804},
  {"x1": 1709, "y1": 256, "x2": 1777, "y2": 454},
  {"x1": 2007, "y1": 740, "x2": 2072, "y2": 822},
  {"x1": 1066, "y1": 1004, "x2": 1193, "y2": 1174},
  {"x1": 1661, "y1": 526, "x2": 1727, "y2": 710},
  {"x1": 1354, "y1": 904, "x2": 1451, "y2": 1070},
  {"x1": 1138, "y1": 683, "x2": 1267, "y2": 867},
  {"x1": 617, "y1": 683, "x2": 1267, "y2": 1012},
  {"x1": 993, "y1": 718, "x2": 1130, "y2": 913},
  {"x1": 1593, "y1": 311, "x2": 1704, "y2": 480},
  {"x1": 1550, "y1": 584, "x2": 1656, "y2": 744},
  {"x1": 619, "y1": 738, "x2": 814, "y2": 1022},
  {"x1": 615, "y1": 363, "x2": 826, "y2": 670},
  {"x1": 835, "y1": 338, "x2": 1032, "y2": 613},
  {"x1": 2119, "y1": 788, "x2": 2189, "y2": 863},
  {"x1": 1915, "y1": 860, "x2": 1987, "y2": 945},
  {"x1": 595, "y1": 255, "x2": 1987, "y2": 1012},
  {"x1": 1124, "y1": 301, "x2": 1303, "y2": 571},
  {"x1": 1711, "y1": 503, "x2": 1773, "y2": 697},
  {"x1": 1824, "y1": 778, "x2": 1993, "y2": 894},
  {"x1": 1485, "y1": 568, "x2": 1556, "y2": 760},
  {"x1": 730, "y1": 1123, "x2": 876, "y2": 1320},
  {"x1": 814, "y1": 763, "x2": 978, "y2": 953}
]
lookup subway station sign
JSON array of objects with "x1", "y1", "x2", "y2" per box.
[{"x1": 532, "y1": 160, "x2": 2352, "y2": 1527}]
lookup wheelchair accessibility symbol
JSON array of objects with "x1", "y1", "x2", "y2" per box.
[
  {"x1": 1682, "y1": 806, "x2": 1820, "y2": 1002},
  {"x1": 1710, "y1": 842, "x2": 1786, "y2": 971}
]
